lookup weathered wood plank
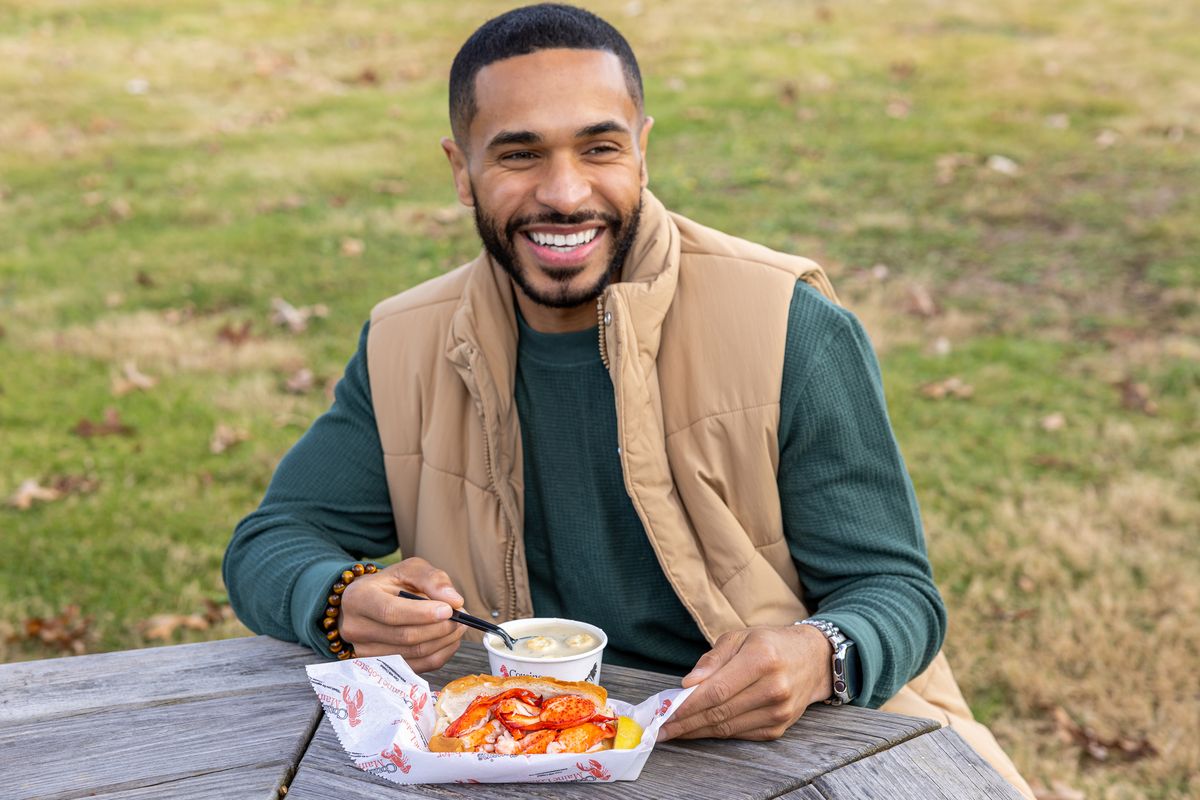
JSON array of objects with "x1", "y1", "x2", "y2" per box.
[
  {"x1": 775, "y1": 786, "x2": 829, "y2": 799},
  {"x1": 0, "y1": 635, "x2": 317, "y2": 723},
  {"x1": 0, "y1": 637, "x2": 324, "y2": 800},
  {"x1": 287, "y1": 643, "x2": 941, "y2": 798},
  {"x1": 287, "y1": 719, "x2": 798, "y2": 800},
  {"x1": 812, "y1": 727, "x2": 1024, "y2": 799},
  {"x1": 0, "y1": 686, "x2": 321, "y2": 800}
]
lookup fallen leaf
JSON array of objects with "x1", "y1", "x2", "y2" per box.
[
  {"x1": 111, "y1": 360, "x2": 158, "y2": 396},
  {"x1": 8, "y1": 605, "x2": 92, "y2": 655},
  {"x1": 778, "y1": 81, "x2": 798, "y2": 106},
  {"x1": 340, "y1": 237, "x2": 365, "y2": 257},
  {"x1": 135, "y1": 270, "x2": 156, "y2": 287},
  {"x1": 270, "y1": 297, "x2": 328, "y2": 333},
  {"x1": 1095, "y1": 129, "x2": 1119, "y2": 149},
  {"x1": 72, "y1": 407, "x2": 135, "y2": 437},
  {"x1": 986, "y1": 154, "x2": 1021, "y2": 176},
  {"x1": 210, "y1": 423, "x2": 250, "y2": 454},
  {"x1": 349, "y1": 66, "x2": 379, "y2": 85},
  {"x1": 889, "y1": 60, "x2": 917, "y2": 80},
  {"x1": 105, "y1": 291, "x2": 124, "y2": 308},
  {"x1": 216, "y1": 320, "x2": 254, "y2": 345},
  {"x1": 140, "y1": 613, "x2": 211, "y2": 641},
  {"x1": 1040, "y1": 412, "x2": 1066, "y2": 431},
  {"x1": 285, "y1": 367, "x2": 315, "y2": 394},
  {"x1": 1016, "y1": 574, "x2": 1036, "y2": 593},
  {"x1": 1030, "y1": 454, "x2": 1073, "y2": 470},
  {"x1": 1049, "y1": 706, "x2": 1157, "y2": 763},
  {"x1": 904, "y1": 283, "x2": 939, "y2": 317},
  {"x1": 919, "y1": 377, "x2": 974, "y2": 400},
  {"x1": 8, "y1": 479, "x2": 62, "y2": 510},
  {"x1": 1115, "y1": 378, "x2": 1157, "y2": 415}
]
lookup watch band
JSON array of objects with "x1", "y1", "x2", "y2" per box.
[{"x1": 795, "y1": 618, "x2": 857, "y2": 705}]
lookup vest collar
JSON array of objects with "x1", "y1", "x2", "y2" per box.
[{"x1": 445, "y1": 189, "x2": 680, "y2": 387}]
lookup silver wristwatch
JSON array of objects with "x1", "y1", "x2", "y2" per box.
[{"x1": 796, "y1": 619, "x2": 858, "y2": 705}]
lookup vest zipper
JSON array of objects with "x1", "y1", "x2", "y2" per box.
[{"x1": 596, "y1": 295, "x2": 610, "y2": 369}]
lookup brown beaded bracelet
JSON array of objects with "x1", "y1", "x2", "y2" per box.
[{"x1": 322, "y1": 562, "x2": 378, "y2": 659}]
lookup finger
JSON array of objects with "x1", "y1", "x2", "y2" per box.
[
  {"x1": 665, "y1": 703, "x2": 802, "y2": 742},
  {"x1": 397, "y1": 637, "x2": 464, "y2": 674},
  {"x1": 669, "y1": 636, "x2": 756, "y2": 728},
  {"x1": 342, "y1": 613, "x2": 463, "y2": 649},
  {"x1": 352, "y1": 624, "x2": 465, "y2": 660},
  {"x1": 659, "y1": 675, "x2": 783, "y2": 740},
  {"x1": 681, "y1": 630, "x2": 747, "y2": 688},
  {"x1": 394, "y1": 559, "x2": 464, "y2": 608},
  {"x1": 354, "y1": 586, "x2": 457, "y2": 628}
]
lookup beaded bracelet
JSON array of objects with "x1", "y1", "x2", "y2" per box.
[{"x1": 322, "y1": 562, "x2": 378, "y2": 659}]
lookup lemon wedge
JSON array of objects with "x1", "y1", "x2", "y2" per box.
[{"x1": 614, "y1": 715, "x2": 644, "y2": 750}]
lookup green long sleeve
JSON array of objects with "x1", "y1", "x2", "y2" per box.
[
  {"x1": 778, "y1": 282, "x2": 946, "y2": 706},
  {"x1": 222, "y1": 323, "x2": 397, "y2": 658}
]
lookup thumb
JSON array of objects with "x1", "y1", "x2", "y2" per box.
[{"x1": 682, "y1": 631, "x2": 745, "y2": 687}]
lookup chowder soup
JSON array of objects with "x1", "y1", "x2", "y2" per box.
[{"x1": 493, "y1": 623, "x2": 599, "y2": 659}]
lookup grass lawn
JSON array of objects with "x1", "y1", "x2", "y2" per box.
[{"x1": 1, "y1": 1, "x2": 1197, "y2": 797}]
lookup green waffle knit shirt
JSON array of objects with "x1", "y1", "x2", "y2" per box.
[{"x1": 224, "y1": 281, "x2": 945, "y2": 708}]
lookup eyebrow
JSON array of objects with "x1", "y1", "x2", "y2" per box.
[{"x1": 485, "y1": 120, "x2": 632, "y2": 150}]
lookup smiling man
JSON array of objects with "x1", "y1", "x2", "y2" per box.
[{"x1": 223, "y1": 5, "x2": 1031, "y2": 796}]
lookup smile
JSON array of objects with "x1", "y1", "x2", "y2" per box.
[{"x1": 524, "y1": 228, "x2": 600, "y2": 252}]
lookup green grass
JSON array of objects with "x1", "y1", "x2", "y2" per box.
[{"x1": 2, "y1": 1, "x2": 1198, "y2": 797}]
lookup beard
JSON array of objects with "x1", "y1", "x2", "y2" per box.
[{"x1": 472, "y1": 190, "x2": 643, "y2": 309}]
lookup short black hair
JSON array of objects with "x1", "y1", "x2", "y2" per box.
[{"x1": 449, "y1": 3, "x2": 644, "y2": 143}]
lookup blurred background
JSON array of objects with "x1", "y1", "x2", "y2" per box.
[{"x1": 1, "y1": 1, "x2": 1196, "y2": 797}]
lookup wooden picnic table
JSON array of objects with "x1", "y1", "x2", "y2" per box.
[{"x1": 0, "y1": 635, "x2": 1020, "y2": 799}]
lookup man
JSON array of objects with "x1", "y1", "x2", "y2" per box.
[{"x1": 224, "y1": 4, "x2": 1031, "y2": 795}]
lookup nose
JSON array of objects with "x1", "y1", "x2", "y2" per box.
[{"x1": 533, "y1": 153, "x2": 591, "y2": 215}]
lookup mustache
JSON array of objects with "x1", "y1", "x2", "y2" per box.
[{"x1": 505, "y1": 210, "x2": 620, "y2": 239}]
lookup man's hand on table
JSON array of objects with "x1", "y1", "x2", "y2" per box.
[
  {"x1": 339, "y1": 557, "x2": 466, "y2": 670},
  {"x1": 658, "y1": 623, "x2": 833, "y2": 741}
]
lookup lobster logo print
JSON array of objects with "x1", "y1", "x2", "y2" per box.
[
  {"x1": 342, "y1": 686, "x2": 365, "y2": 728},
  {"x1": 499, "y1": 664, "x2": 510, "y2": 677},
  {"x1": 381, "y1": 744, "x2": 412, "y2": 774},
  {"x1": 576, "y1": 758, "x2": 611, "y2": 781},
  {"x1": 656, "y1": 698, "x2": 672, "y2": 717},
  {"x1": 408, "y1": 684, "x2": 427, "y2": 715}
]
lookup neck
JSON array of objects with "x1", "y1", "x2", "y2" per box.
[{"x1": 510, "y1": 283, "x2": 599, "y2": 333}]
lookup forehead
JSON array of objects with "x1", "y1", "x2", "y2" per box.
[{"x1": 469, "y1": 49, "x2": 638, "y2": 143}]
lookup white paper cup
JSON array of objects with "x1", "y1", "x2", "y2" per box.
[{"x1": 482, "y1": 618, "x2": 608, "y2": 684}]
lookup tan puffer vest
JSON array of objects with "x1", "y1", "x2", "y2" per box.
[{"x1": 367, "y1": 191, "x2": 1031, "y2": 797}]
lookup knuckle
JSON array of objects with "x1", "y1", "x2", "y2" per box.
[
  {"x1": 711, "y1": 719, "x2": 735, "y2": 739},
  {"x1": 763, "y1": 677, "x2": 792, "y2": 705}
]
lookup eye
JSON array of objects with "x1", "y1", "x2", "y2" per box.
[
  {"x1": 586, "y1": 143, "x2": 621, "y2": 156},
  {"x1": 499, "y1": 150, "x2": 538, "y2": 163}
]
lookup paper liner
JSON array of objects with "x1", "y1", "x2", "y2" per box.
[{"x1": 306, "y1": 655, "x2": 694, "y2": 784}]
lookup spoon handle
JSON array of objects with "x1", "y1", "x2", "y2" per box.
[{"x1": 396, "y1": 590, "x2": 515, "y2": 648}]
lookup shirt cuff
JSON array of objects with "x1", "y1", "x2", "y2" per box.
[
  {"x1": 813, "y1": 610, "x2": 880, "y2": 706},
  {"x1": 291, "y1": 558, "x2": 359, "y2": 659}
]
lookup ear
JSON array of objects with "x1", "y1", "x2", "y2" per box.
[
  {"x1": 637, "y1": 116, "x2": 654, "y2": 188},
  {"x1": 441, "y1": 137, "x2": 474, "y2": 207}
]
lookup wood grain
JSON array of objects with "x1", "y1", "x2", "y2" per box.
[
  {"x1": 0, "y1": 636, "x2": 322, "y2": 800},
  {"x1": 0, "y1": 635, "x2": 317, "y2": 723},
  {"x1": 812, "y1": 727, "x2": 1025, "y2": 799}
]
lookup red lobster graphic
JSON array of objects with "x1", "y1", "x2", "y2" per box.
[
  {"x1": 381, "y1": 744, "x2": 412, "y2": 774},
  {"x1": 656, "y1": 698, "x2": 672, "y2": 717},
  {"x1": 576, "y1": 758, "x2": 611, "y2": 781},
  {"x1": 499, "y1": 664, "x2": 510, "y2": 677},
  {"x1": 408, "y1": 684, "x2": 427, "y2": 716},
  {"x1": 342, "y1": 686, "x2": 365, "y2": 728}
]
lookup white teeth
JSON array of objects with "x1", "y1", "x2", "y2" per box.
[{"x1": 529, "y1": 228, "x2": 599, "y2": 249}]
